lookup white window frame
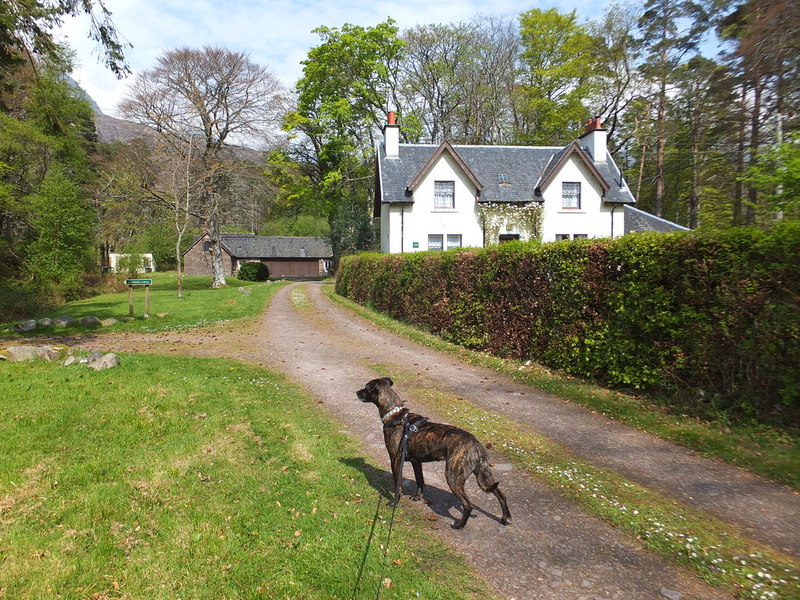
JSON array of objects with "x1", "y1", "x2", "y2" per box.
[
  {"x1": 434, "y1": 181, "x2": 455, "y2": 209},
  {"x1": 447, "y1": 234, "x2": 462, "y2": 250},
  {"x1": 562, "y1": 182, "x2": 581, "y2": 209},
  {"x1": 428, "y1": 234, "x2": 444, "y2": 251}
]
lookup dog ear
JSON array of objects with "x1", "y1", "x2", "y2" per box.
[{"x1": 384, "y1": 377, "x2": 394, "y2": 387}]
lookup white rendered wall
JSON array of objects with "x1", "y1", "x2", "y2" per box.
[
  {"x1": 539, "y1": 155, "x2": 625, "y2": 241},
  {"x1": 386, "y1": 153, "x2": 483, "y2": 252}
]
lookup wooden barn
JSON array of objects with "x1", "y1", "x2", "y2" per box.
[{"x1": 183, "y1": 233, "x2": 333, "y2": 279}]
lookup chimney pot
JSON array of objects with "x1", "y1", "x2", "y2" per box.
[
  {"x1": 585, "y1": 116, "x2": 603, "y2": 133},
  {"x1": 388, "y1": 111, "x2": 396, "y2": 126}
]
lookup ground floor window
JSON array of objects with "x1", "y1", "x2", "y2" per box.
[
  {"x1": 556, "y1": 233, "x2": 588, "y2": 240},
  {"x1": 428, "y1": 233, "x2": 462, "y2": 251},
  {"x1": 499, "y1": 234, "x2": 520, "y2": 243},
  {"x1": 428, "y1": 234, "x2": 444, "y2": 251}
]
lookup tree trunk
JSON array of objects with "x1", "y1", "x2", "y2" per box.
[
  {"x1": 733, "y1": 85, "x2": 747, "y2": 226},
  {"x1": 209, "y1": 212, "x2": 227, "y2": 288},
  {"x1": 745, "y1": 81, "x2": 761, "y2": 226},
  {"x1": 175, "y1": 237, "x2": 184, "y2": 298},
  {"x1": 654, "y1": 80, "x2": 667, "y2": 217}
]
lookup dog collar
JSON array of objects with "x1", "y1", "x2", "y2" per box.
[{"x1": 381, "y1": 406, "x2": 405, "y2": 424}]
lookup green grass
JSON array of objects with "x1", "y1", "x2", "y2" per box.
[
  {"x1": 1, "y1": 273, "x2": 288, "y2": 337},
  {"x1": 325, "y1": 289, "x2": 800, "y2": 490},
  {"x1": 0, "y1": 355, "x2": 497, "y2": 600}
]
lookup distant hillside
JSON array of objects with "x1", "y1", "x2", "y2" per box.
[
  {"x1": 66, "y1": 76, "x2": 264, "y2": 161},
  {"x1": 94, "y1": 113, "x2": 157, "y2": 144}
]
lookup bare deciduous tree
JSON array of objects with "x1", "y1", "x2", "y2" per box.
[{"x1": 120, "y1": 46, "x2": 286, "y2": 288}]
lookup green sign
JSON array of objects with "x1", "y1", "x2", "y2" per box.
[{"x1": 125, "y1": 279, "x2": 152, "y2": 285}]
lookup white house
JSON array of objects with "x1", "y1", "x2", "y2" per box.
[
  {"x1": 108, "y1": 253, "x2": 156, "y2": 273},
  {"x1": 374, "y1": 114, "x2": 686, "y2": 253}
]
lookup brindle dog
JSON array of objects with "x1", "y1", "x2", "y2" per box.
[{"x1": 357, "y1": 377, "x2": 511, "y2": 529}]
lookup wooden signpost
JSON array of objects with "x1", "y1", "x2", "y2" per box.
[{"x1": 125, "y1": 279, "x2": 153, "y2": 317}]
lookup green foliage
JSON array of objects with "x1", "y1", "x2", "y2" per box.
[
  {"x1": 742, "y1": 134, "x2": 800, "y2": 217},
  {"x1": 22, "y1": 169, "x2": 96, "y2": 300},
  {"x1": 237, "y1": 261, "x2": 270, "y2": 281},
  {"x1": 123, "y1": 222, "x2": 180, "y2": 271},
  {"x1": 260, "y1": 214, "x2": 330, "y2": 237},
  {"x1": 477, "y1": 203, "x2": 544, "y2": 242},
  {"x1": 0, "y1": 0, "x2": 129, "y2": 78},
  {"x1": 337, "y1": 224, "x2": 800, "y2": 426},
  {"x1": 515, "y1": 9, "x2": 597, "y2": 144}
]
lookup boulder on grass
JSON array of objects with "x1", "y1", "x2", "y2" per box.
[
  {"x1": 87, "y1": 353, "x2": 120, "y2": 371},
  {"x1": 80, "y1": 316, "x2": 101, "y2": 327},
  {"x1": 14, "y1": 320, "x2": 37, "y2": 332},
  {"x1": 2, "y1": 345, "x2": 66, "y2": 362},
  {"x1": 37, "y1": 318, "x2": 53, "y2": 328},
  {"x1": 53, "y1": 316, "x2": 75, "y2": 328}
]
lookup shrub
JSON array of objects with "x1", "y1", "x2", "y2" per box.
[
  {"x1": 237, "y1": 261, "x2": 270, "y2": 281},
  {"x1": 336, "y1": 223, "x2": 800, "y2": 426}
]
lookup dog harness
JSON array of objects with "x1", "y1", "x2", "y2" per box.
[{"x1": 384, "y1": 411, "x2": 430, "y2": 463}]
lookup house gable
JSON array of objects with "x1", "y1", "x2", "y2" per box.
[
  {"x1": 535, "y1": 141, "x2": 610, "y2": 197},
  {"x1": 407, "y1": 140, "x2": 483, "y2": 196}
]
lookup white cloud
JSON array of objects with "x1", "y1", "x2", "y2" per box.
[{"x1": 56, "y1": 0, "x2": 610, "y2": 116}]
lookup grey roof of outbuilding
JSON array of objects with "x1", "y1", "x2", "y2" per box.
[
  {"x1": 376, "y1": 142, "x2": 636, "y2": 206},
  {"x1": 623, "y1": 206, "x2": 691, "y2": 234},
  {"x1": 219, "y1": 234, "x2": 332, "y2": 259}
]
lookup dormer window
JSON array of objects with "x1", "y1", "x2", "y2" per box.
[
  {"x1": 434, "y1": 181, "x2": 455, "y2": 209},
  {"x1": 562, "y1": 182, "x2": 581, "y2": 209}
]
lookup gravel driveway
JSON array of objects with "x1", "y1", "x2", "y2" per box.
[{"x1": 68, "y1": 281, "x2": 800, "y2": 600}]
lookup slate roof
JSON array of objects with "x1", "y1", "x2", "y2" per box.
[
  {"x1": 185, "y1": 233, "x2": 332, "y2": 259},
  {"x1": 623, "y1": 206, "x2": 690, "y2": 234},
  {"x1": 376, "y1": 140, "x2": 636, "y2": 208}
]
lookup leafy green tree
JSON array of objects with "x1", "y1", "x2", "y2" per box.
[
  {"x1": 743, "y1": 134, "x2": 800, "y2": 218},
  {"x1": 23, "y1": 168, "x2": 95, "y2": 299},
  {"x1": 399, "y1": 17, "x2": 518, "y2": 145},
  {"x1": 515, "y1": 8, "x2": 597, "y2": 145},
  {"x1": 281, "y1": 20, "x2": 402, "y2": 259},
  {"x1": 0, "y1": 0, "x2": 129, "y2": 78}
]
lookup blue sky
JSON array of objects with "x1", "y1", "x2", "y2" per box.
[{"x1": 57, "y1": 0, "x2": 614, "y2": 116}]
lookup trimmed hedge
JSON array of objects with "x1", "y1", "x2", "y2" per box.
[
  {"x1": 237, "y1": 261, "x2": 270, "y2": 281},
  {"x1": 336, "y1": 222, "x2": 800, "y2": 425}
]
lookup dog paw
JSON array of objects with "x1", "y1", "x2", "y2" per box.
[
  {"x1": 501, "y1": 516, "x2": 511, "y2": 526},
  {"x1": 451, "y1": 520, "x2": 466, "y2": 530}
]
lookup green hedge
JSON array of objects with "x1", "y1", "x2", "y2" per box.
[
  {"x1": 336, "y1": 222, "x2": 800, "y2": 425},
  {"x1": 237, "y1": 261, "x2": 270, "y2": 281}
]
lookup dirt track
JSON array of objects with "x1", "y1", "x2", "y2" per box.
[{"x1": 67, "y1": 281, "x2": 800, "y2": 600}]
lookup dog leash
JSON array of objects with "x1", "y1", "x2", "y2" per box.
[
  {"x1": 350, "y1": 490, "x2": 384, "y2": 600},
  {"x1": 353, "y1": 414, "x2": 429, "y2": 600}
]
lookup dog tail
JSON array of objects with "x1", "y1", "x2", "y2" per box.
[{"x1": 474, "y1": 457, "x2": 500, "y2": 493}]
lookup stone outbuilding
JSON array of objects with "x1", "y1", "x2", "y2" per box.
[{"x1": 182, "y1": 233, "x2": 333, "y2": 279}]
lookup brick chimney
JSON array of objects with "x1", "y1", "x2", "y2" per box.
[
  {"x1": 579, "y1": 116, "x2": 607, "y2": 164},
  {"x1": 384, "y1": 111, "x2": 399, "y2": 158}
]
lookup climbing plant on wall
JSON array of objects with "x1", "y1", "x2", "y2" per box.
[{"x1": 477, "y1": 202, "x2": 544, "y2": 243}]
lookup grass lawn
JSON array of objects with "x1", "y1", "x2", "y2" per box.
[
  {"x1": 0, "y1": 355, "x2": 495, "y2": 600},
  {"x1": 1, "y1": 273, "x2": 287, "y2": 337}
]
